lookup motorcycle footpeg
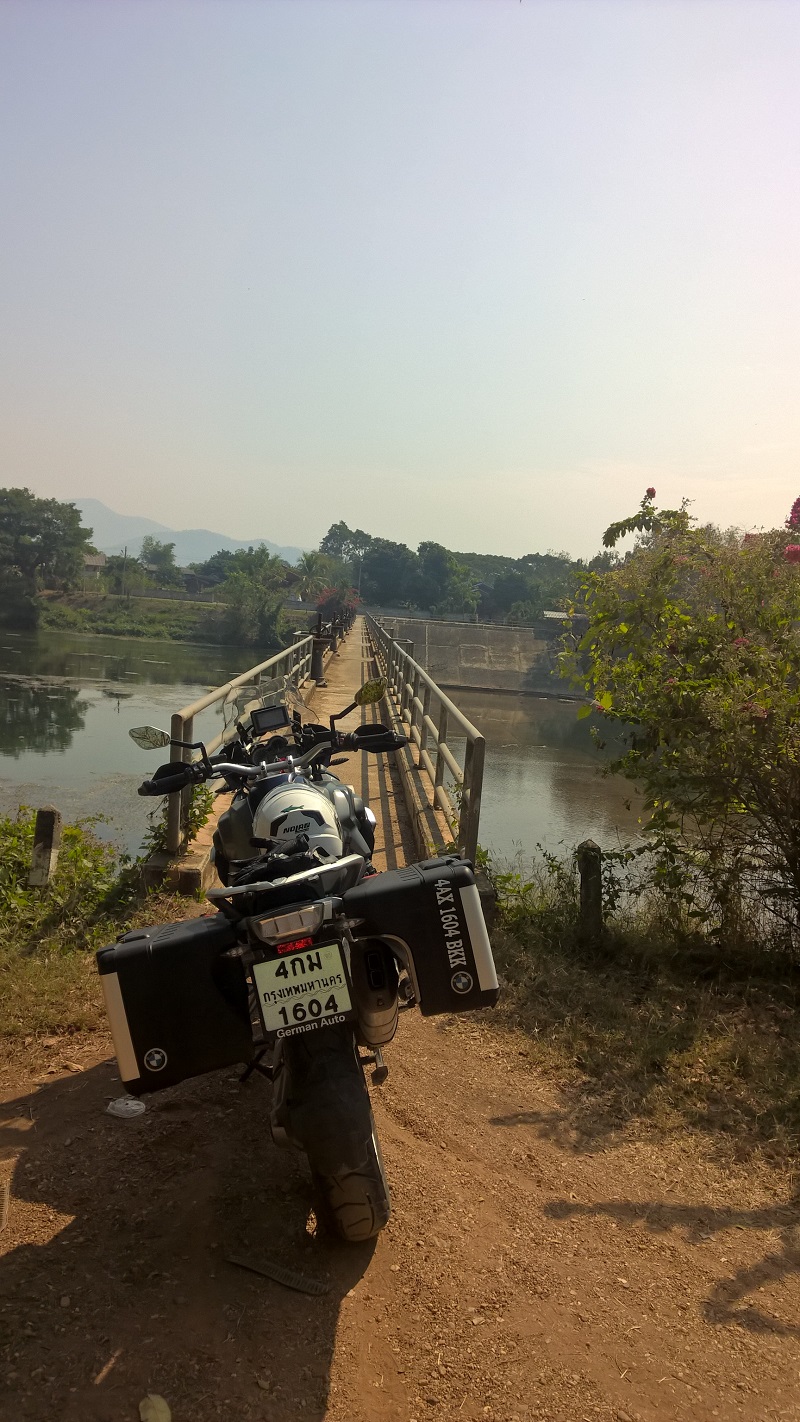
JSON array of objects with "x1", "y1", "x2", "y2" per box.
[
  {"x1": 398, "y1": 978, "x2": 417, "y2": 1011},
  {"x1": 361, "y1": 1048, "x2": 389, "y2": 1086}
]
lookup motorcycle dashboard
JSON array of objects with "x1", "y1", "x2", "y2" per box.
[{"x1": 250, "y1": 704, "x2": 291, "y2": 735}]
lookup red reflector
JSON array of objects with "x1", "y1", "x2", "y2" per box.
[{"x1": 276, "y1": 935, "x2": 314, "y2": 955}]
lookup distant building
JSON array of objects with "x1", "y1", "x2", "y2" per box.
[{"x1": 82, "y1": 553, "x2": 107, "y2": 580}]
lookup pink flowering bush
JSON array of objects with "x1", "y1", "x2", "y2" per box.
[{"x1": 561, "y1": 495, "x2": 800, "y2": 939}]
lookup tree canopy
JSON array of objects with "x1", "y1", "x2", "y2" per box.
[
  {"x1": 0, "y1": 488, "x2": 93, "y2": 625},
  {"x1": 317, "y1": 520, "x2": 579, "y2": 621},
  {"x1": 562, "y1": 490, "x2": 800, "y2": 934},
  {"x1": 139, "y1": 536, "x2": 181, "y2": 585},
  {"x1": 220, "y1": 546, "x2": 290, "y2": 648},
  {"x1": 0, "y1": 488, "x2": 92, "y2": 587}
]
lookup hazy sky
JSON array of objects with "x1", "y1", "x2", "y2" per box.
[{"x1": 2, "y1": 0, "x2": 799, "y2": 559}]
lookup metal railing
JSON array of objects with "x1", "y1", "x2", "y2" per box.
[
  {"x1": 365, "y1": 614, "x2": 485, "y2": 863},
  {"x1": 164, "y1": 636, "x2": 314, "y2": 853}
]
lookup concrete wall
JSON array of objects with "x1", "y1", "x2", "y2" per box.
[{"x1": 378, "y1": 617, "x2": 577, "y2": 696}]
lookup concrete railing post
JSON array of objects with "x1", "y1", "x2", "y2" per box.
[
  {"x1": 411, "y1": 668, "x2": 421, "y2": 746},
  {"x1": 577, "y1": 839, "x2": 603, "y2": 944},
  {"x1": 311, "y1": 637, "x2": 328, "y2": 685},
  {"x1": 459, "y1": 734, "x2": 485, "y2": 864},
  {"x1": 419, "y1": 683, "x2": 431, "y2": 753},
  {"x1": 179, "y1": 714, "x2": 195, "y2": 841},
  {"x1": 28, "y1": 806, "x2": 62, "y2": 887},
  {"x1": 166, "y1": 711, "x2": 185, "y2": 854},
  {"x1": 398, "y1": 639, "x2": 414, "y2": 715},
  {"x1": 434, "y1": 703, "x2": 449, "y2": 788}
]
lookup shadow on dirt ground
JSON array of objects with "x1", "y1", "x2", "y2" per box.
[
  {"x1": 544, "y1": 1193, "x2": 800, "y2": 1338},
  {"x1": 0, "y1": 1058, "x2": 371, "y2": 1421}
]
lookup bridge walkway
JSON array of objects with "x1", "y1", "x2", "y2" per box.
[{"x1": 306, "y1": 617, "x2": 416, "y2": 873}]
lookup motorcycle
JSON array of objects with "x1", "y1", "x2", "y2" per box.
[{"x1": 97, "y1": 679, "x2": 499, "y2": 1242}]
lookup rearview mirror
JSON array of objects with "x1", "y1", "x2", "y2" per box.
[
  {"x1": 129, "y1": 725, "x2": 171, "y2": 750},
  {"x1": 354, "y1": 679, "x2": 386, "y2": 706}
]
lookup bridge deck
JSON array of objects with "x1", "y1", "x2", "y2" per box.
[{"x1": 306, "y1": 617, "x2": 416, "y2": 872}]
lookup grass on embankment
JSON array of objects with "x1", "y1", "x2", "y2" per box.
[
  {"x1": 0, "y1": 809, "x2": 192, "y2": 1053},
  {"x1": 491, "y1": 859, "x2": 800, "y2": 1161},
  {"x1": 38, "y1": 592, "x2": 228, "y2": 642}
]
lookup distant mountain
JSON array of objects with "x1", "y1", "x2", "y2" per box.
[{"x1": 74, "y1": 499, "x2": 304, "y2": 566}]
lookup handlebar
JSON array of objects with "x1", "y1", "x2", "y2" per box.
[
  {"x1": 136, "y1": 725, "x2": 407, "y2": 795},
  {"x1": 137, "y1": 764, "x2": 202, "y2": 796},
  {"x1": 340, "y1": 725, "x2": 406, "y2": 753}
]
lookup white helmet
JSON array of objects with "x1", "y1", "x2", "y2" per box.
[{"x1": 252, "y1": 785, "x2": 344, "y2": 861}]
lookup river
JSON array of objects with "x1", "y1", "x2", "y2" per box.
[
  {"x1": 450, "y1": 689, "x2": 641, "y2": 864},
  {"x1": 0, "y1": 630, "x2": 262, "y2": 855},
  {"x1": 0, "y1": 630, "x2": 640, "y2": 861}
]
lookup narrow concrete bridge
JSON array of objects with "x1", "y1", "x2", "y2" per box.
[{"x1": 154, "y1": 616, "x2": 485, "y2": 892}]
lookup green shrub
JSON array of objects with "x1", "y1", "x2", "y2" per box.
[
  {"x1": 562, "y1": 491, "x2": 800, "y2": 944},
  {"x1": 0, "y1": 809, "x2": 140, "y2": 1040}
]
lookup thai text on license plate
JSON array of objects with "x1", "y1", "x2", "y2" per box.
[{"x1": 252, "y1": 941, "x2": 353, "y2": 1035}]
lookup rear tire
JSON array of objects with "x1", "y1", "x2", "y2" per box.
[
  {"x1": 279, "y1": 1025, "x2": 390, "y2": 1243},
  {"x1": 311, "y1": 1120, "x2": 390, "y2": 1243}
]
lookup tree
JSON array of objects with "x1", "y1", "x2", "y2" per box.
[
  {"x1": 102, "y1": 553, "x2": 149, "y2": 596},
  {"x1": 187, "y1": 549, "x2": 236, "y2": 586},
  {"x1": 222, "y1": 546, "x2": 289, "y2": 648},
  {"x1": 316, "y1": 582, "x2": 360, "y2": 621},
  {"x1": 0, "y1": 487, "x2": 92, "y2": 587},
  {"x1": 0, "y1": 487, "x2": 93, "y2": 625},
  {"x1": 139, "y1": 536, "x2": 181, "y2": 587},
  {"x1": 319, "y1": 521, "x2": 373, "y2": 565},
  {"x1": 417, "y1": 542, "x2": 479, "y2": 616},
  {"x1": 562, "y1": 490, "x2": 800, "y2": 931},
  {"x1": 294, "y1": 551, "x2": 337, "y2": 602},
  {"x1": 360, "y1": 538, "x2": 419, "y2": 605},
  {"x1": 479, "y1": 568, "x2": 544, "y2": 623}
]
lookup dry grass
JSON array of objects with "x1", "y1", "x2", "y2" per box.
[
  {"x1": 0, "y1": 884, "x2": 202, "y2": 1054},
  {"x1": 493, "y1": 911, "x2": 800, "y2": 1161}
]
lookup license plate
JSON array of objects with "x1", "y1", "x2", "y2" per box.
[{"x1": 252, "y1": 942, "x2": 354, "y2": 1036}]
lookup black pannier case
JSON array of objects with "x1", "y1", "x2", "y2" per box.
[
  {"x1": 343, "y1": 856, "x2": 498, "y2": 1016},
  {"x1": 96, "y1": 916, "x2": 253, "y2": 1096}
]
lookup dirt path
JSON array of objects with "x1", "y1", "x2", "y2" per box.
[
  {"x1": 1, "y1": 624, "x2": 799, "y2": 1419},
  {"x1": 2, "y1": 1010, "x2": 799, "y2": 1422}
]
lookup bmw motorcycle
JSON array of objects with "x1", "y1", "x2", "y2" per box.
[{"x1": 97, "y1": 681, "x2": 498, "y2": 1242}]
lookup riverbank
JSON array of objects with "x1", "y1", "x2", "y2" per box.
[
  {"x1": 35, "y1": 591, "x2": 316, "y2": 648},
  {"x1": 490, "y1": 856, "x2": 800, "y2": 1162},
  {"x1": 38, "y1": 591, "x2": 229, "y2": 642}
]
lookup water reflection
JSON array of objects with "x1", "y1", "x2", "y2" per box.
[
  {"x1": 450, "y1": 690, "x2": 641, "y2": 859},
  {"x1": 0, "y1": 630, "x2": 260, "y2": 852},
  {"x1": 0, "y1": 631, "x2": 244, "y2": 688},
  {"x1": 0, "y1": 679, "x2": 89, "y2": 758}
]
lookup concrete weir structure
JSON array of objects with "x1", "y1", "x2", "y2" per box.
[{"x1": 371, "y1": 615, "x2": 578, "y2": 697}]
